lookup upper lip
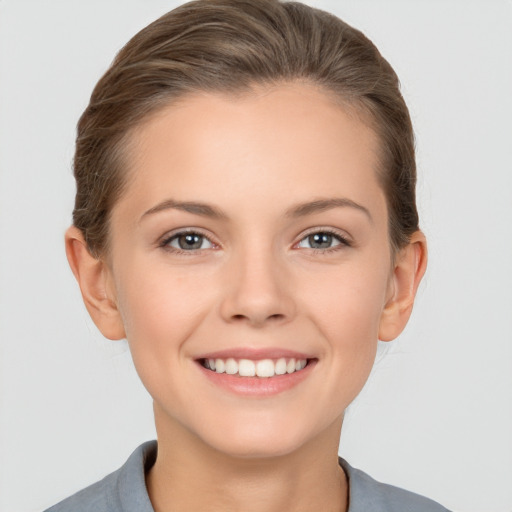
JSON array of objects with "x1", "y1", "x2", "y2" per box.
[{"x1": 194, "y1": 347, "x2": 315, "y2": 361}]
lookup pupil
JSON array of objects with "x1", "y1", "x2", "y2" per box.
[
  {"x1": 179, "y1": 234, "x2": 202, "y2": 250},
  {"x1": 309, "y1": 233, "x2": 332, "y2": 249}
]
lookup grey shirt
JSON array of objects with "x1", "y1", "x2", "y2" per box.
[{"x1": 45, "y1": 441, "x2": 451, "y2": 511}]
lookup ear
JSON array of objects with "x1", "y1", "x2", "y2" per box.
[
  {"x1": 378, "y1": 231, "x2": 428, "y2": 342},
  {"x1": 65, "y1": 226, "x2": 126, "y2": 340}
]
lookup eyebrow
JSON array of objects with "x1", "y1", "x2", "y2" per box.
[
  {"x1": 141, "y1": 199, "x2": 228, "y2": 221},
  {"x1": 286, "y1": 198, "x2": 373, "y2": 222},
  {"x1": 140, "y1": 197, "x2": 372, "y2": 223}
]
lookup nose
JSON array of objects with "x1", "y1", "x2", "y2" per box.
[{"x1": 219, "y1": 247, "x2": 296, "y2": 327}]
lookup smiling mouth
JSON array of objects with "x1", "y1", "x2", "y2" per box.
[{"x1": 199, "y1": 357, "x2": 313, "y2": 378}]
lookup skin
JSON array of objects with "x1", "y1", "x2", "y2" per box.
[{"x1": 66, "y1": 83, "x2": 427, "y2": 512}]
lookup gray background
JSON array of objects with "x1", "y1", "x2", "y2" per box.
[{"x1": 1, "y1": 1, "x2": 511, "y2": 511}]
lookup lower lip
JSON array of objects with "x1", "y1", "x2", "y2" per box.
[{"x1": 197, "y1": 360, "x2": 317, "y2": 397}]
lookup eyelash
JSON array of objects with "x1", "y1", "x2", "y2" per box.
[
  {"x1": 158, "y1": 228, "x2": 352, "y2": 255},
  {"x1": 295, "y1": 228, "x2": 352, "y2": 253},
  {"x1": 159, "y1": 229, "x2": 217, "y2": 255}
]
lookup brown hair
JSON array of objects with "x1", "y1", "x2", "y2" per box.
[{"x1": 73, "y1": 0, "x2": 418, "y2": 257}]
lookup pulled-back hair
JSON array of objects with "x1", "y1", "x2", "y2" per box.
[{"x1": 73, "y1": 0, "x2": 418, "y2": 257}]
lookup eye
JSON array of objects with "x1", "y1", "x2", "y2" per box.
[
  {"x1": 297, "y1": 231, "x2": 348, "y2": 250},
  {"x1": 164, "y1": 231, "x2": 214, "y2": 251}
]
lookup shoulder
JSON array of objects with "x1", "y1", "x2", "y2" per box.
[
  {"x1": 44, "y1": 472, "x2": 118, "y2": 512},
  {"x1": 44, "y1": 441, "x2": 157, "y2": 512},
  {"x1": 339, "y1": 458, "x2": 451, "y2": 512}
]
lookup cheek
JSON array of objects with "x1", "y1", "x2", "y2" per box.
[
  {"x1": 300, "y1": 260, "x2": 390, "y2": 381},
  {"x1": 116, "y1": 269, "x2": 224, "y2": 422},
  {"x1": 114, "y1": 263, "x2": 213, "y2": 375},
  {"x1": 303, "y1": 261, "x2": 390, "y2": 335}
]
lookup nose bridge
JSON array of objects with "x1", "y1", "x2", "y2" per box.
[{"x1": 220, "y1": 238, "x2": 295, "y2": 326}]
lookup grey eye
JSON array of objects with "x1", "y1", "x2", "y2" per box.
[
  {"x1": 298, "y1": 232, "x2": 342, "y2": 250},
  {"x1": 168, "y1": 233, "x2": 213, "y2": 250}
]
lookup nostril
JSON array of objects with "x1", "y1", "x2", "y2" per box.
[{"x1": 230, "y1": 312, "x2": 286, "y2": 323}]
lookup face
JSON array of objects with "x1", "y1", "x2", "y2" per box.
[{"x1": 106, "y1": 83, "x2": 395, "y2": 458}]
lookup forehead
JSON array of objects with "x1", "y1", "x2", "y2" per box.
[{"x1": 116, "y1": 83, "x2": 385, "y2": 221}]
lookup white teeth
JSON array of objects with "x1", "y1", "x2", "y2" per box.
[
  {"x1": 256, "y1": 359, "x2": 274, "y2": 378},
  {"x1": 225, "y1": 358, "x2": 238, "y2": 375},
  {"x1": 203, "y1": 357, "x2": 309, "y2": 378},
  {"x1": 275, "y1": 358, "x2": 287, "y2": 375},
  {"x1": 238, "y1": 359, "x2": 256, "y2": 377}
]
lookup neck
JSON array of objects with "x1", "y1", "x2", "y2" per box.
[{"x1": 146, "y1": 409, "x2": 347, "y2": 512}]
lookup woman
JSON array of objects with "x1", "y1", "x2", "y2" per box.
[{"x1": 47, "y1": 0, "x2": 449, "y2": 510}]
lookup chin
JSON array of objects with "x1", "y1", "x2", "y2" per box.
[
  {"x1": 210, "y1": 435, "x2": 305, "y2": 460},
  {"x1": 195, "y1": 415, "x2": 319, "y2": 461}
]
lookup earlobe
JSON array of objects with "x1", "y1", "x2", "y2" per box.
[
  {"x1": 65, "y1": 226, "x2": 126, "y2": 340},
  {"x1": 378, "y1": 231, "x2": 428, "y2": 342}
]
